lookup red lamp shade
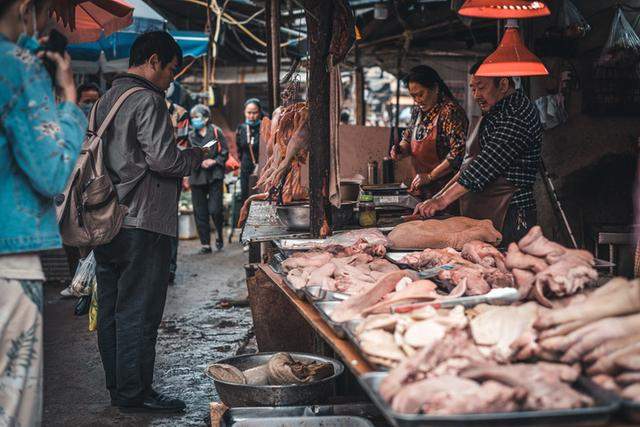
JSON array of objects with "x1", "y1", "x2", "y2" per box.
[
  {"x1": 475, "y1": 26, "x2": 548, "y2": 77},
  {"x1": 458, "y1": 0, "x2": 550, "y2": 19}
]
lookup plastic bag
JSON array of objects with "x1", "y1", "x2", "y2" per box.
[
  {"x1": 558, "y1": 0, "x2": 590, "y2": 39},
  {"x1": 69, "y1": 251, "x2": 96, "y2": 297},
  {"x1": 535, "y1": 94, "x2": 568, "y2": 130},
  {"x1": 599, "y1": 8, "x2": 640, "y2": 66},
  {"x1": 88, "y1": 280, "x2": 98, "y2": 332}
]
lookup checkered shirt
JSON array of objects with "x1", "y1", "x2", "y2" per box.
[{"x1": 458, "y1": 90, "x2": 542, "y2": 210}]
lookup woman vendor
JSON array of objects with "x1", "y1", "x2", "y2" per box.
[{"x1": 390, "y1": 65, "x2": 468, "y2": 206}]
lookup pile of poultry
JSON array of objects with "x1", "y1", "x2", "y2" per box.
[
  {"x1": 535, "y1": 277, "x2": 640, "y2": 403},
  {"x1": 396, "y1": 226, "x2": 598, "y2": 306},
  {"x1": 399, "y1": 241, "x2": 514, "y2": 296},
  {"x1": 281, "y1": 245, "x2": 398, "y2": 295},
  {"x1": 237, "y1": 102, "x2": 310, "y2": 228},
  {"x1": 506, "y1": 226, "x2": 598, "y2": 307},
  {"x1": 368, "y1": 275, "x2": 640, "y2": 415}
]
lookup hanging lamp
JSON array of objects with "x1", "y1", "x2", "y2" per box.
[
  {"x1": 458, "y1": 0, "x2": 550, "y2": 19},
  {"x1": 475, "y1": 20, "x2": 548, "y2": 76}
]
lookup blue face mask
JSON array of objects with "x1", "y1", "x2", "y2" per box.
[
  {"x1": 17, "y1": 33, "x2": 40, "y2": 53},
  {"x1": 245, "y1": 118, "x2": 261, "y2": 127},
  {"x1": 191, "y1": 117, "x2": 206, "y2": 130}
]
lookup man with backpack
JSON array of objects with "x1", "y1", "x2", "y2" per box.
[{"x1": 91, "y1": 32, "x2": 204, "y2": 413}]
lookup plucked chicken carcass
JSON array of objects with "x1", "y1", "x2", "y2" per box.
[
  {"x1": 461, "y1": 362, "x2": 593, "y2": 410},
  {"x1": 388, "y1": 217, "x2": 502, "y2": 250},
  {"x1": 533, "y1": 277, "x2": 640, "y2": 402},
  {"x1": 281, "y1": 248, "x2": 399, "y2": 294},
  {"x1": 398, "y1": 246, "x2": 514, "y2": 296},
  {"x1": 237, "y1": 103, "x2": 309, "y2": 228}
]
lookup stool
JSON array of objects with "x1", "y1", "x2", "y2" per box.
[{"x1": 595, "y1": 232, "x2": 635, "y2": 276}]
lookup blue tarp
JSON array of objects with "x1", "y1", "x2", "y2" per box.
[{"x1": 68, "y1": 30, "x2": 209, "y2": 61}]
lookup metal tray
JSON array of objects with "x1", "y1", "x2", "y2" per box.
[
  {"x1": 385, "y1": 251, "x2": 420, "y2": 268},
  {"x1": 229, "y1": 416, "x2": 374, "y2": 427},
  {"x1": 283, "y1": 275, "x2": 307, "y2": 299},
  {"x1": 312, "y1": 301, "x2": 348, "y2": 339},
  {"x1": 343, "y1": 320, "x2": 391, "y2": 372},
  {"x1": 220, "y1": 403, "x2": 383, "y2": 427},
  {"x1": 303, "y1": 285, "x2": 350, "y2": 304},
  {"x1": 358, "y1": 372, "x2": 618, "y2": 427}
]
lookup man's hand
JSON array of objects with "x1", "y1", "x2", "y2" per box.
[
  {"x1": 201, "y1": 159, "x2": 215, "y2": 169},
  {"x1": 390, "y1": 141, "x2": 410, "y2": 160},
  {"x1": 413, "y1": 197, "x2": 448, "y2": 218},
  {"x1": 390, "y1": 145, "x2": 400, "y2": 160}
]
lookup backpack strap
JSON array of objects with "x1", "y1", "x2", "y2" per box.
[
  {"x1": 88, "y1": 102, "x2": 98, "y2": 133},
  {"x1": 95, "y1": 87, "x2": 146, "y2": 138}
]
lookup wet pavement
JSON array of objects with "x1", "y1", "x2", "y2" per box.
[{"x1": 43, "y1": 235, "x2": 256, "y2": 427}]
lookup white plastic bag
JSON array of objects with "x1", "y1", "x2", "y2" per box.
[
  {"x1": 535, "y1": 94, "x2": 568, "y2": 130},
  {"x1": 559, "y1": 0, "x2": 590, "y2": 38},
  {"x1": 70, "y1": 251, "x2": 96, "y2": 297},
  {"x1": 599, "y1": 8, "x2": 640, "y2": 66}
]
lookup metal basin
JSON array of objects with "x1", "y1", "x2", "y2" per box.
[
  {"x1": 207, "y1": 352, "x2": 344, "y2": 407},
  {"x1": 276, "y1": 203, "x2": 357, "y2": 231}
]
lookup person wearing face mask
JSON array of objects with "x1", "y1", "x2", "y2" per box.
[
  {"x1": 76, "y1": 82, "x2": 101, "y2": 117},
  {"x1": 390, "y1": 66, "x2": 468, "y2": 204},
  {"x1": 91, "y1": 31, "x2": 205, "y2": 413},
  {"x1": 235, "y1": 98, "x2": 263, "y2": 205},
  {"x1": 0, "y1": 0, "x2": 87, "y2": 425},
  {"x1": 189, "y1": 104, "x2": 229, "y2": 253},
  {"x1": 414, "y1": 59, "x2": 543, "y2": 247}
]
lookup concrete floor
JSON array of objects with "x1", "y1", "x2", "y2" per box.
[{"x1": 43, "y1": 236, "x2": 255, "y2": 427}]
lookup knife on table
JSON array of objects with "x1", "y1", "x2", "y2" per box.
[{"x1": 391, "y1": 287, "x2": 520, "y2": 313}]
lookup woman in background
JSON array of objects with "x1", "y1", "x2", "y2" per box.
[
  {"x1": 236, "y1": 98, "x2": 262, "y2": 205},
  {"x1": 0, "y1": 0, "x2": 86, "y2": 424},
  {"x1": 188, "y1": 104, "x2": 229, "y2": 252}
]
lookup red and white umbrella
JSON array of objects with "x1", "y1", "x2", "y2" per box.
[{"x1": 51, "y1": 0, "x2": 134, "y2": 43}]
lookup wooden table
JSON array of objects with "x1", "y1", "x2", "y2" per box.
[{"x1": 250, "y1": 264, "x2": 373, "y2": 377}]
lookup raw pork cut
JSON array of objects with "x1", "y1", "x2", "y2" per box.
[{"x1": 388, "y1": 217, "x2": 502, "y2": 250}]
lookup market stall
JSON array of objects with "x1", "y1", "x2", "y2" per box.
[{"x1": 208, "y1": 0, "x2": 640, "y2": 425}]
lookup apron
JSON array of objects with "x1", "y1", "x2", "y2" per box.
[
  {"x1": 459, "y1": 117, "x2": 517, "y2": 231},
  {"x1": 410, "y1": 113, "x2": 450, "y2": 200}
]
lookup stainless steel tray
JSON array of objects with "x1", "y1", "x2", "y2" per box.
[
  {"x1": 303, "y1": 285, "x2": 350, "y2": 304},
  {"x1": 220, "y1": 403, "x2": 382, "y2": 427},
  {"x1": 358, "y1": 372, "x2": 619, "y2": 427},
  {"x1": 343, "y1": 320, "x2": 391, "y2": 372},
  {"x1": 229, "y1": 416, "x2": 374, "y2": 427},
  {"x1": 620, "y1": 399, "x2": 640, "y2": 423},
  {"x1": 312, "y1": 301, "x2": 347, "y2": 339}
]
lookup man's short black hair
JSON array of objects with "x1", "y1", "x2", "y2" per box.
[
  {"x1": 129, "y1": 31, "x2": 183, "y2": 69},
  {"x1": 469, "y1": 57, "x2": 515, "y2": 88},
  {"x1": 76, "y1": 82, "x2": 101, "y2": 99}
]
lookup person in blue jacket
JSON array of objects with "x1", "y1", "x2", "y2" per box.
[{"x1": 0, "y1": 0, "x2": 87, "y2": 425}]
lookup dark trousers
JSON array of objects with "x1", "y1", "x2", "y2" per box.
[
  {"x1": 94, "y1": 228, "x2": 172, "y2": 405},
  {"x1": 501, "y1": 207, "x2": 537, "y2": 249},
  {"x1": 169, "y1": 187, "x2": 182, "y2": 275},
  {"x1": 191, "y1": 180, "x2": 224, "y2": 245},
  {"x1": 240, "y1": 164, "x2": 255, "y2": 205}
]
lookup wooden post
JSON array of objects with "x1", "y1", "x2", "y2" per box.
[
  {"x1": 305, "y1": 0, "x2": 334, "y2": 237},
  {"x1": 354, "y1": 45, "x2": 365, "y2": 125},
  {"x1": 265, "y1": 0, "x2": 281, "y2": 113}
]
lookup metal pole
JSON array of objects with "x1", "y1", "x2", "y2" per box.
[
  {"x1": 354, "y1": 45, "x2": 365, "y2": 125},
  {"x1": 540, "y1": 160, "x2": 579, "y2": 249},
  {"x1": 266, "y1": 0, "x2": 281, "y2": 113}
]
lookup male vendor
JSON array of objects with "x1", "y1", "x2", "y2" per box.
[{"x1": 414, "y1": 60, "x2": 543, "y2": 246}]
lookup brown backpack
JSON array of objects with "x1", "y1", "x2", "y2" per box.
[{"x1": 56, "y1": 87, "x2": 144, "y2": 247}]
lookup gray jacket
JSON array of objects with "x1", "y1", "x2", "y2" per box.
[{"x1": 95, "y1": 74, "x2": 203, "y2": 237}]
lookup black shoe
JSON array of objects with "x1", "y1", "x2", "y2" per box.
[
  {"x1": 216, "y1": 238, "x2": 223, "y2": 251},
  {"x1": 199, "y1": 245, "x2": 212, "y2": 254},
  {"x1": 118, "y1": 391, "x2": 186, "y2": 413}
]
